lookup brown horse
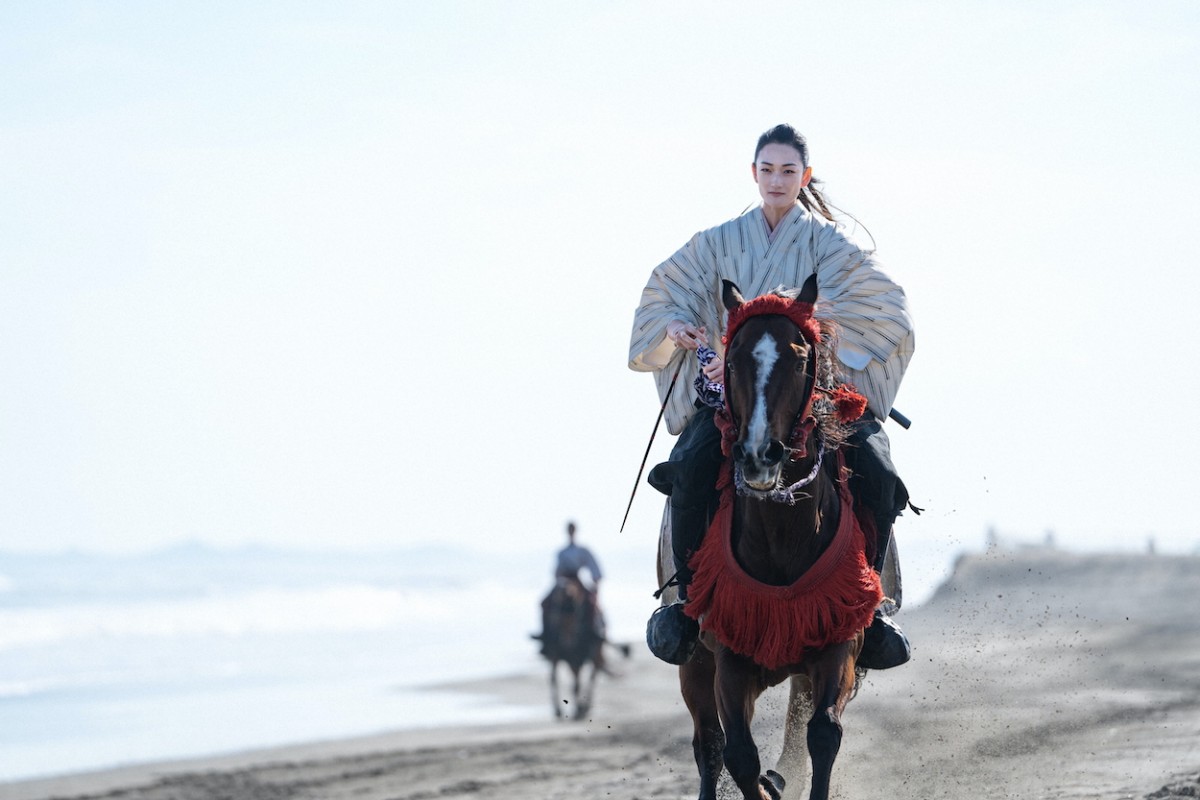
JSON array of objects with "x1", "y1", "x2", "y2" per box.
[
  {"x1": 660, "y1": 275, "x2": 885, "y2": 800},
  {"x1": 539, "y1": 578, "x2": 613, "y2": 720}
]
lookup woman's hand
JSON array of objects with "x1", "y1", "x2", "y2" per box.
[
  {"x1": 666, "y1": 320, "x2": 707, "y2": 351},
  {"x1": 701, "y1": 352, "x2": 724, "y2": 384}
]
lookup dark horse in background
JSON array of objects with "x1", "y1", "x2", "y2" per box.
[
  {"x1": 659, "y1": 276, "x2": 890, "y2": 800},
  {"x1": 538, "y1": 578, "x2": 630, "y2": 720}
]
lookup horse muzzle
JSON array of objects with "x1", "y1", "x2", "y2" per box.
[{"x1": 733, "y1": 438, "x2": 786, "y2": 490}]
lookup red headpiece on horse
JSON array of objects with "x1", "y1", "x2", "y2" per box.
[
  {"x1": 723, "y1": 293, "x2": 822, "y2": 350},
  {"x1": 719, "y1": 288, "x2": 867, "y2": 453}
]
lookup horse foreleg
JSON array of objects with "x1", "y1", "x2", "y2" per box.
[
  {"x1": 576, "y1": 661, "x2": 597, "y2": 720},
  {"x1": 804, "y1": 643, "x2": 857, "y2": 800},
  {"x1": 549, "y1": 661, "x2": 563, "y2": 720},
  {"x1": 776, "y1": 674, "x2": 813, "y2": 790},
  {"x1": 570, "y1": 665, "x2": 583, "y2": 719},
  {"x1": 715, "y1": 651, "x2": 778, "y2": 800},
  {"x1": 680, "y1": 647, "x2": 723, "y2": 800}
]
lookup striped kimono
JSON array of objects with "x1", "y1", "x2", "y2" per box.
[{"x1": 629, "y1": 204, "x2": 914, "y2": 435}]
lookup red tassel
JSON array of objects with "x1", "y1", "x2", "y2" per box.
[
  {"x1": 714, "y1": 407, "x2": 738, "y2": 457},
  {"x1": 831, "y1": 385, "x2": 868, "y2": 423}
]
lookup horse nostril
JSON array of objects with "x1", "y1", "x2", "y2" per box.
[
  {"x1": 763, "y1": 440, "x2": 785, "y2": 466},
  {"x1": 732, "y1": 442, "x2": 746, "y2": 463}
]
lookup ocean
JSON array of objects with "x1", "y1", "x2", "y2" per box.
[{"x1": 0, "y1": 537, "x2": 961, "y2": 784}]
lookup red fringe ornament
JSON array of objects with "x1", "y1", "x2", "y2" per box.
[
  {"x1": 830, "y1": 384, "x2": 868, "y2": 424},
  {"x1": 683, "y1": 460, "x2": 882, "y2": 670}
]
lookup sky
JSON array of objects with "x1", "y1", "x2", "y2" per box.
[{"x1": 2, "y1": 1, "x2": 1199, "y2": 567}]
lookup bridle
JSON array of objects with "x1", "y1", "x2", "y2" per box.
[{"x1": 720, "y1": 299, "x2": 825, "y2": 505}]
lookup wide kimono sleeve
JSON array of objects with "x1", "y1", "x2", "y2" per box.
[
  {"x1": 811, "y1": 222, "x2": 915, "y2": 420},
  {"x1": 628, "y1": 229, "x2": 722, "y2": 435}
]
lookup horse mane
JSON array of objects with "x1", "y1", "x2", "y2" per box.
[{"x1": 811, "y1": 317, "x2": 853, "y2": 451}]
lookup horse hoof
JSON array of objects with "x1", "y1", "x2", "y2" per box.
[{"x1": 760, "y1": 770, "x2": 785, "y2": 800}]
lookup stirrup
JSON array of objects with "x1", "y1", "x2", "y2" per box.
[
  {"x1": 857, "y1": 609, "x2": 910, "y2": 670},
  {"x1": 646, "y1": 603, "x2": 699, "y2": 665}
]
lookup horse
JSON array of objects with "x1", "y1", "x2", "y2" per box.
[
  {"x1": 539, "y1": 578, "x2": 625, "y2": 720},
  {"x1": 660, "y1": 275, "x2": 886, "y2": 800}
]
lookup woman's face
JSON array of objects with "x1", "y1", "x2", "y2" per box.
[{"x1": 752, "y1": 143, "x2": 812, "y2": 213}]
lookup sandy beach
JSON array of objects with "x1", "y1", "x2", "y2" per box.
[{"x1": 3, "y1": 548, "x2": 1199, "y2": 800}]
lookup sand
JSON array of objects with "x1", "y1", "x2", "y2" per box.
[{"x1": 3, "y1": 548, "x2": 1199, "y2": 800}]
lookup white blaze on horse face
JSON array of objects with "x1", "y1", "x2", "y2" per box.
[{"x1": 746, "y1": 331, "x2": 780, "y2": 461}]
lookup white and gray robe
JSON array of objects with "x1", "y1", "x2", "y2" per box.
[{"x1": 629, "y1": 203, "x2": 915, "y2": 435}]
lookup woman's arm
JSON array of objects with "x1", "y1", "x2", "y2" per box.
[
  {"x1": 629, "y1": 231, "x2": 717, "y2": 372},
  {"x1": 812, "y1": 224, "x2": 915, "y2": 418}
]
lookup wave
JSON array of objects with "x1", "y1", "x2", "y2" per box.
[{"x1": 0, "y1": 577, "x2": 538, "y2": 653}]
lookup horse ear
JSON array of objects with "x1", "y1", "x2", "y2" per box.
[
  {"x1": 798, "y1": 274, "x2": 819, "y2": 306},
  {"x1": 722, "y1": 279, "x2": 745, "y2": 312}
]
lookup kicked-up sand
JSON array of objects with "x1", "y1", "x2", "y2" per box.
[{"x1": 3, "y1": 548, "x2": 1199, "y2": 800}]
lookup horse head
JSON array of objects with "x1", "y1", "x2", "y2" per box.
[{"x1": 721, "y1": 275, "x2": 820, "y2": 491}]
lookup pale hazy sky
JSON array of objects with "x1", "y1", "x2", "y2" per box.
[{"x1": 3, "y1": 2, "x2": 1198, "y2": 563}]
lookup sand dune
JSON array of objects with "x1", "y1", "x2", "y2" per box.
[{"x1": 3, "y1": 548, "x2": 1199, "y2": 800}]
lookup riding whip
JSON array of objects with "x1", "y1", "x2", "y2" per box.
[{"x1": 619, "y1": 359, "x2": 683, "y2": 533}]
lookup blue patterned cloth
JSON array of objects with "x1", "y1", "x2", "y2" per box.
[{"x1": 693, "y1": 345, "x2": 725, "y2": 409}]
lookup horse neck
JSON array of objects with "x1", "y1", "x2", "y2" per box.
[
  {"x1": 732, "y1": 439, "x2": 839, "y2": 586},
  {"x1": 550, "y1": 587, "x2": 593, "y2": 656}
]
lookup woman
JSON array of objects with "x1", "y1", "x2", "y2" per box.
[{"x1": 628, "y1": 123, "x2": 915, "y2": 669}]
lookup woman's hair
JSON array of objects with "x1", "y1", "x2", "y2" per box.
[{"x1": 754, "y1": 124, "x2": 834, "y2": 222}]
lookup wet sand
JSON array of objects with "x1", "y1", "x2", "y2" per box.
[{"x1": 3, "y1": 548, "x2": 1199, "y2": 800}]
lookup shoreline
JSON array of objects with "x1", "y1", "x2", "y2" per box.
[
  {"x1": 5, "y1": 549, "x2": 1200, "y2": 800},
  {"x1": 0, "y1": 661, "x2": 695, "y2": 800}
]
